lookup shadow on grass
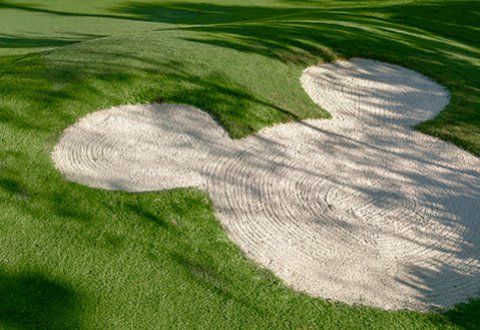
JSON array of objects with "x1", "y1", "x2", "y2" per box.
[
  {"x1": 0, "y1": 270, "x2": 81, "y2": 329},
  {"x1": 444, "y1": 300, "x2": 480, "y2": 330},
  {"x1": 169, "y1": 252, "x2": 274, "y2": 317},
  {"x1": 1, "y1": 0, "x2": 478, "y2": 148},
  {"x1": 0, "y1": 35, "x2": 79, "y2": 50},
  {"x1": 111, "y1": 1, "x2": 480, "y2": 153}
]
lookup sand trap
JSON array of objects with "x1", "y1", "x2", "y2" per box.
[{"x1": 52, "y1": 58, "x2": 480, "y2": 311}]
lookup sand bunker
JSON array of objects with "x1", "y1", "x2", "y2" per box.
[{"x1": 52, "y1": 58, "x2": 480, "y2": 311}]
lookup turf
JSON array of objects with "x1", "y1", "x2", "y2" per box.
[{"x1": 0, "y1": 0, "x2": 479, "y2": 328}]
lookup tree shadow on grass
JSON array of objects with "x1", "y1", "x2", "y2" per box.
[
  {"x1": 444, "y1": 299, "x2": 480, "y2": 330},
  {"x1": 0, "y1": 35, "x2": 79, "y2": 50},
  {"x1": 372, "y1": 0, "x2": 480, "y2": 45},
  {"x1": 90, "y1": 0, "x2": 480, "y2": 155},
  {"x1": 2, "y1": 0, "x2": 478, "y2": 149},
  {"x1": 110, "y1": 1, "x2": 480, "y2": 154},
  {"x1": 0, "y1": 270, "x2": 81, "y2": 329}
]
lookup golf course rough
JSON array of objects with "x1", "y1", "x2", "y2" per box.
[{"x1": 52, "y1": 58, "x2": 480, "y2": 311}]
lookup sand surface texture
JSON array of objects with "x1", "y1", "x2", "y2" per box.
[{"x1": 53, "y1": 59, "x2": 480, "y2": 310}]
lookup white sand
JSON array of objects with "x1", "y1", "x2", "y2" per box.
[{"x1": 52, "y1": 58, "x2": 480, "y2": 311}]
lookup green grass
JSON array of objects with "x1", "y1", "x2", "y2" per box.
[{"x1": 0, "y1": 0, "x2": 479, "y2": 328}]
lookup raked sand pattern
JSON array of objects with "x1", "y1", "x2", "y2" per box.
[{"x1": 53, "y1": 59, "x2": 480, "y2": 311}]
